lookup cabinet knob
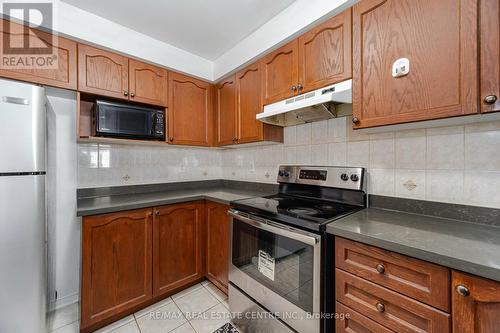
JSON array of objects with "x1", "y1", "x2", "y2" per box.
[
  {"x1": 376, "y1": 302, "x2": 386, "y2": 313},
  {"x1": 155, "y1": 211, "x2": 160, "y2": 216},
  {"x1": 124, "y1": 91, "x2": 129, "y2": 96},
  {"x1": 484, "y1": 95, "x2": 498, "y2": 105},
  {"x1": 291, "y1": 85, "x2": 297, "y2": 91},
  {"x1": 297, "y1": 83, "x2": 303, "y2": 91},
  {"x1": 169, "y1": 137, "x2": 174, "y2": 142},
  {"x1": 352, "y1": 117, "x2": 360, "y2": 124},
  {"x1": 130, "y1": 92, "x2": 135, "y2": 98},
  {"x1": 456, "y1": 284, "x2": 470, "y2": 297},
  {"x1": 376, "y1": 264, "x2": 386, "y2": 274}
]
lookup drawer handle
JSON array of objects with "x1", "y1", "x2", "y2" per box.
[
  {"x1": 376, "y1": 302, "x2": 385, "y2": 313},
  {"x1": 484, "y1": 95, "x2": 498, "y2": 105},
  {"x1": 376, "y1": 264, "x2": 386, "y2": 274},
  {"x1": 456, "y1": 284, "x2": 470, "y2": 297}
]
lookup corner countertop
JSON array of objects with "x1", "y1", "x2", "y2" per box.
[
  {"x1": 327, "y1": 208, "x2": 500, "y2": 282},
  {"x1": 77, "y1": 187, "x2": 273, "y2": 217}
]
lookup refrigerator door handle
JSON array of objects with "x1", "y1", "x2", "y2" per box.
[{"x1": 2, "y1": 96, "x2": 29, "y2": 105}]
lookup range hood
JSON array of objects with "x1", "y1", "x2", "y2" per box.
[{"x1": 257, "y1": 79, "x2": 352, "y2": 126}]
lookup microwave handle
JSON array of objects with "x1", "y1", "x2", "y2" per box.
[{"x1": 228, "y1": 209, "x2": 320, "y2": 246}]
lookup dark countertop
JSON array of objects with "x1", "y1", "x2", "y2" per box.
[{"x1": 327, "y1": 208, "x2": 500, "y2": 282}]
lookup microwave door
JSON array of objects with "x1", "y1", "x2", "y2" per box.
[{"x1": 97, "y1": 104, "x2": 155, "y2": 138}]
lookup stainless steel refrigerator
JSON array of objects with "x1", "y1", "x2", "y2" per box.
[{"x1": 0, "y1": 78, "x2": 46, "y2": 333}]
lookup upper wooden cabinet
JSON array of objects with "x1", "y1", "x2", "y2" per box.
[
  {"x1": 78, "y1": 44, "x2": 129, "y2": 100},
  {"x1": 153, "y1": 202, "x2": 205, "y2": 297},
  {"x1": 129, "y1": 59, "x2": 168, "y2": 106},
  {"x1": 216, "y1": 75, "x2": 237, "y2": 146},
  {"x1": 261, "y1": 40, "x2": 299, "y2": 105},
  {"x1": 81, "y1": 209, "x2": 152, "y2": 332},
  {"x1": 480, "y1": 0, "x2": 500, "y2": 113},
  {"x1": 206, "y1": 202, "x2": 230, "y2": 294},
  {"x1": 298, "y1": 9, "x2": 352, "y2": 93},
  {"x1": 352, "y1": 0, "x2": 478, "y2": 128},
  {"x1": 168, "y1": 72, "x2": 214, "y2": 146},
  {"x1": 452, "y1": 271, "x2": 500, "y2": 332},
  {"x1": 0, "y1": 19, "x2": 77, "y2": 90}
]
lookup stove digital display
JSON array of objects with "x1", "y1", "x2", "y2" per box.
[{"x1": 299, "y1": 169, "x2": 327, "y2": 181}]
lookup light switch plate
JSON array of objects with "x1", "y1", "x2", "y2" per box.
[{"x1": 392, "y1": 58, "x2": 410, "y2": 78}]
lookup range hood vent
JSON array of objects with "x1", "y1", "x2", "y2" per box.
[{"x1": 257, "y1": 79, "x2": 352, "y2": 127}]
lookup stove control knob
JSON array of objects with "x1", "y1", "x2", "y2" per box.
[
  {"x1": 284, "y1": 171, "x2": 290, "y2": 177},
  {"x1": 340, "y1": 173, "x2": 349, "y2": 182},
  {"x1": 350, "y1": 174, "x2": 360, "y2": 182},
  {"x1": 279, "y1": 170, "x2": 285, "y2": 177}
]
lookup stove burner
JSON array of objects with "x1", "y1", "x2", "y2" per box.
[
  {"x1": 316, "y1": 204, "x2": 338, "y2": 211},
  {"x1": 287, "y1": 207, "x2": 321, "y2": 216}
]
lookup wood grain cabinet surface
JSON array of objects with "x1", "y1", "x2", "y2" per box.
[
  {"x1": 352, "y1": 0, "x2": 478, "y2": 128},
  {"x1": 129, "y1": 59, "x2": 168, "y2": 106},
  {"x1": 0, "y1": 19, "x2": 77, "y2": 90},
  {"x1": 216, "y1": 75, "x2": 237, "y2": 146},
  {"x1": 480, "y1": 0, "x2": 500, "y2": 113},
  {"x1": 452, "y1": 271, "x2": 500, "y2": 333},
  {"x1": 153, "y1": 201, "x2": 205, "y2": 297},
  {"x1": 206, "y1": 202, "x2": 230, "y2": 294},
  {"x1": 81, "y1": 209, "x2": 153, "y2": 332},
  {"x1": 336, "y1": 302, "x2": 395, "y2": 333},
  {"x1": 168, "y1": 72, "x2": 214, "y2": 146}
]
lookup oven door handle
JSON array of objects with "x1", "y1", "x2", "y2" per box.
[{"x1": 228, "y1": 209, "x2": 320, "y2": 246}]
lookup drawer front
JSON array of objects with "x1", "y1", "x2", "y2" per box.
[
  {"x1": 336, "y1": 269, "x2": 450, "y2": 333},
  {"x1": 335, "y1": 237, "x2": 450, "y2": 311},
  {"x1": 336, "y1": 302, "x2": 395, "y2": 333}
]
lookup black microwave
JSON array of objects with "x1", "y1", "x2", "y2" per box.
[{"x1": 94, "y1": 100, "x2": 165, "y2": 141}]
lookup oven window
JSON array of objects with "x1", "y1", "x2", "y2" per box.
[{"x1": 232, "y1": 218, "x2": 315, "y2": 313}]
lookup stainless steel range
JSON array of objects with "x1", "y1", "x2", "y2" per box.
[{"x1": 228, "y1": 165, "x2": 367, "y2": 333}]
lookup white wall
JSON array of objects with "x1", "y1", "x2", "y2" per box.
[{"x1": 46, "y1": 88, "x2": 79, "y2": 310}]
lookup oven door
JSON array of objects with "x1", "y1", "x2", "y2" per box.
[{"x1": 229, "y1": 209, "x2": 321, "y2": 333}]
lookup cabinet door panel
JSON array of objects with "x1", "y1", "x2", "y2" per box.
[
  {"x1": 480, "y1": 0, "x2": 500, "y2": 113},
  {"x1": 217, "y1": 76, "x2": 237, "y2": 146},
  {"x1": 206, "y1": 202, "x2": 230, "y2": 294},
  {"x1": 153, "y1": 202, "x2": 205, "y2": 297},
  {"x1": 261, "y1": 40, "x2": 299, "y2": 105},
  {"x1": 129, "y1": 59, "x2": 167, "y2": 106},
  {"x1": 452, "y1": 271, "x2": 500, "y2": 333},
  {"x1": 237, "y1": 63, "x2": 264, "y2": 143},
  {"x1": 0, "y1": 19, "x2": 77, "y2": 89},
  {"x1": 298, "y1": 9, "x2": 352, "y2": 93},
  {"x1": 81, "y1": 209, "x2": 152, "y2": 330},
  {"x1": 78, "y1": 44, "x2": 129, "y2": 100},
  {"x1": 352, "y1": 0, "x2": 478, "y2": 128},
  {"x1": 168, "y1": 72, "x2": 213, "y2": 146}
]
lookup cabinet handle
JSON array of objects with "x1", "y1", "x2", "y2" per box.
[
  {"x1": 124, "y1": 91, "x2": 129, "y2": 96},
  {"x1": 376, "y1": 302, "x2": 385, "y2": 313},
  {"x1": 456, "y1": 284, "x2": 470, "y2": 297},
  {"x1": 484, "y1": 95, "x2": 498, "y2": 105},
  {"x1": 291, "y1": 85, "x2": 297, "y2": 91},
  {"x1": 297, "y1": 83, "x2": 303, "y2": 91},
  {"x1": 376, "y1": 264, "x2": 386, "y2": 274},
  {"x1": 169, "y1": 137, "x2": 174, "y2": 142},
  {"x1": 155, "y1": 211, "x2": 160, "y2": 216},
  {"x1": 130, "y1": 92, "x2": 135, "y2": 98},
  {"x1": 352, "y1": 117, "x2": 360, "y2": 124}
]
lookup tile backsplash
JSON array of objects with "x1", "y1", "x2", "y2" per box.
[{"x1": 78, "y1": 117, "x2": 500, "y2": 209}]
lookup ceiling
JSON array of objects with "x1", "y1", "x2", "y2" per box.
[{"x1": 61, "y1": 0, "x2": 297, "y2": 61}]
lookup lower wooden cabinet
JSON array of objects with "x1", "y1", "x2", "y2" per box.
[
  {"x1": 336, "y1": 302, "x2": 395, "y2": 333},
  {"x1": 81, "y1": 208, "x2": 153, "y2": 332},
  {"x1": 206, "y1": 202, "x2": 230, "y2": 293},
  {"x1": 153, "y1": 201, "x2": 206, "y2": 297}
]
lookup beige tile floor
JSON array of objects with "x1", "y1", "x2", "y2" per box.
[{"x1": 47, "y1": 280, "x2": 235, "y2": 333}]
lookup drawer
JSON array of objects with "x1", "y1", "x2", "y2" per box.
[
  {"x1": 335, "y1": 237, "x2": 450, "y2": 311},
  {"x1": 336, "y1": 269, "x2": 450, "y2": 333},
  {"x1": 336, "y1": 302, "x2": 395, "y2": 333}
]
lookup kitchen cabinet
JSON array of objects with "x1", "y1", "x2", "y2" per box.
[
  {"x1": 216, "y1": 75, "x2": 237, "y2": 146},
  {"x1": 352, "y1": 0, "x2": 478, "y2": 128},
  {"x1": 480, "y1": 0, "x2": 500, "y2": 113},
  {"x1": 261, "y1": 40, "x2": 299, "y2": 105},
  {"x1": 129, "y1": 59, "x2": 168, "y2": 106},
  {"x1": 168, "y1": 72, "x2": 214, "y2": 146},
  {"x1": 452, "y1": 271, "x2": 500, "y2": 332},
  {"x1": 153, "y1": 201, "x2": 205, "y2": 297},
  {"x1": 206, "y1": 202, "x2": 230, "y2": 294},
  {"x1": 298, "y1": 9, "x2": 352, "y2": 94},
  {"x1": 81, "y1": 209, "x2": 152, "y2": 332},
  {"x1": 0, "y1": 19, "x2": 77, "y2": 90}
]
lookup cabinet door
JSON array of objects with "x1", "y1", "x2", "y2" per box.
[
  {"x1": 237, "y1": 63, "x2": 264, "y2": 144},
  {"x1": 81, "y1": 209, "x2": 152, "y2": 330},
  {"x1": 129, "y1": 59, "x2": 168, "y2": 106},
  {"x1": 168, "y1": 72, "x2": 213, "y2": 146},
  {"x1": 206, "y1": 202, "x2": 230, "y2": 294},
  {"x1": 0, "y1": 19, "x2": 77, "y2": 90},
  {"x1": 298, "y1": 9, "x2": 352, "y2": 93},
  {"x1": 216, "y1": 76, "x2": 237, "y2": 146},
  {"x1": 480, "y1": 0, "x2": 500, "y2": 113},
  {"x1": 153, "y1": 202, "x2": 205, "y2": 297},
  {"x1": 452, "y1": 271, "x2": 500, "y2": 333},
  {"x1": 78, "y1": 44, "x2": 129, "y2": 100},
  {"x1": 352, "y1": 0, "x2": 478, "y2": 128},
  {"x1": 261, "y1": 40, "x2": 299, "y2": 105}
]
